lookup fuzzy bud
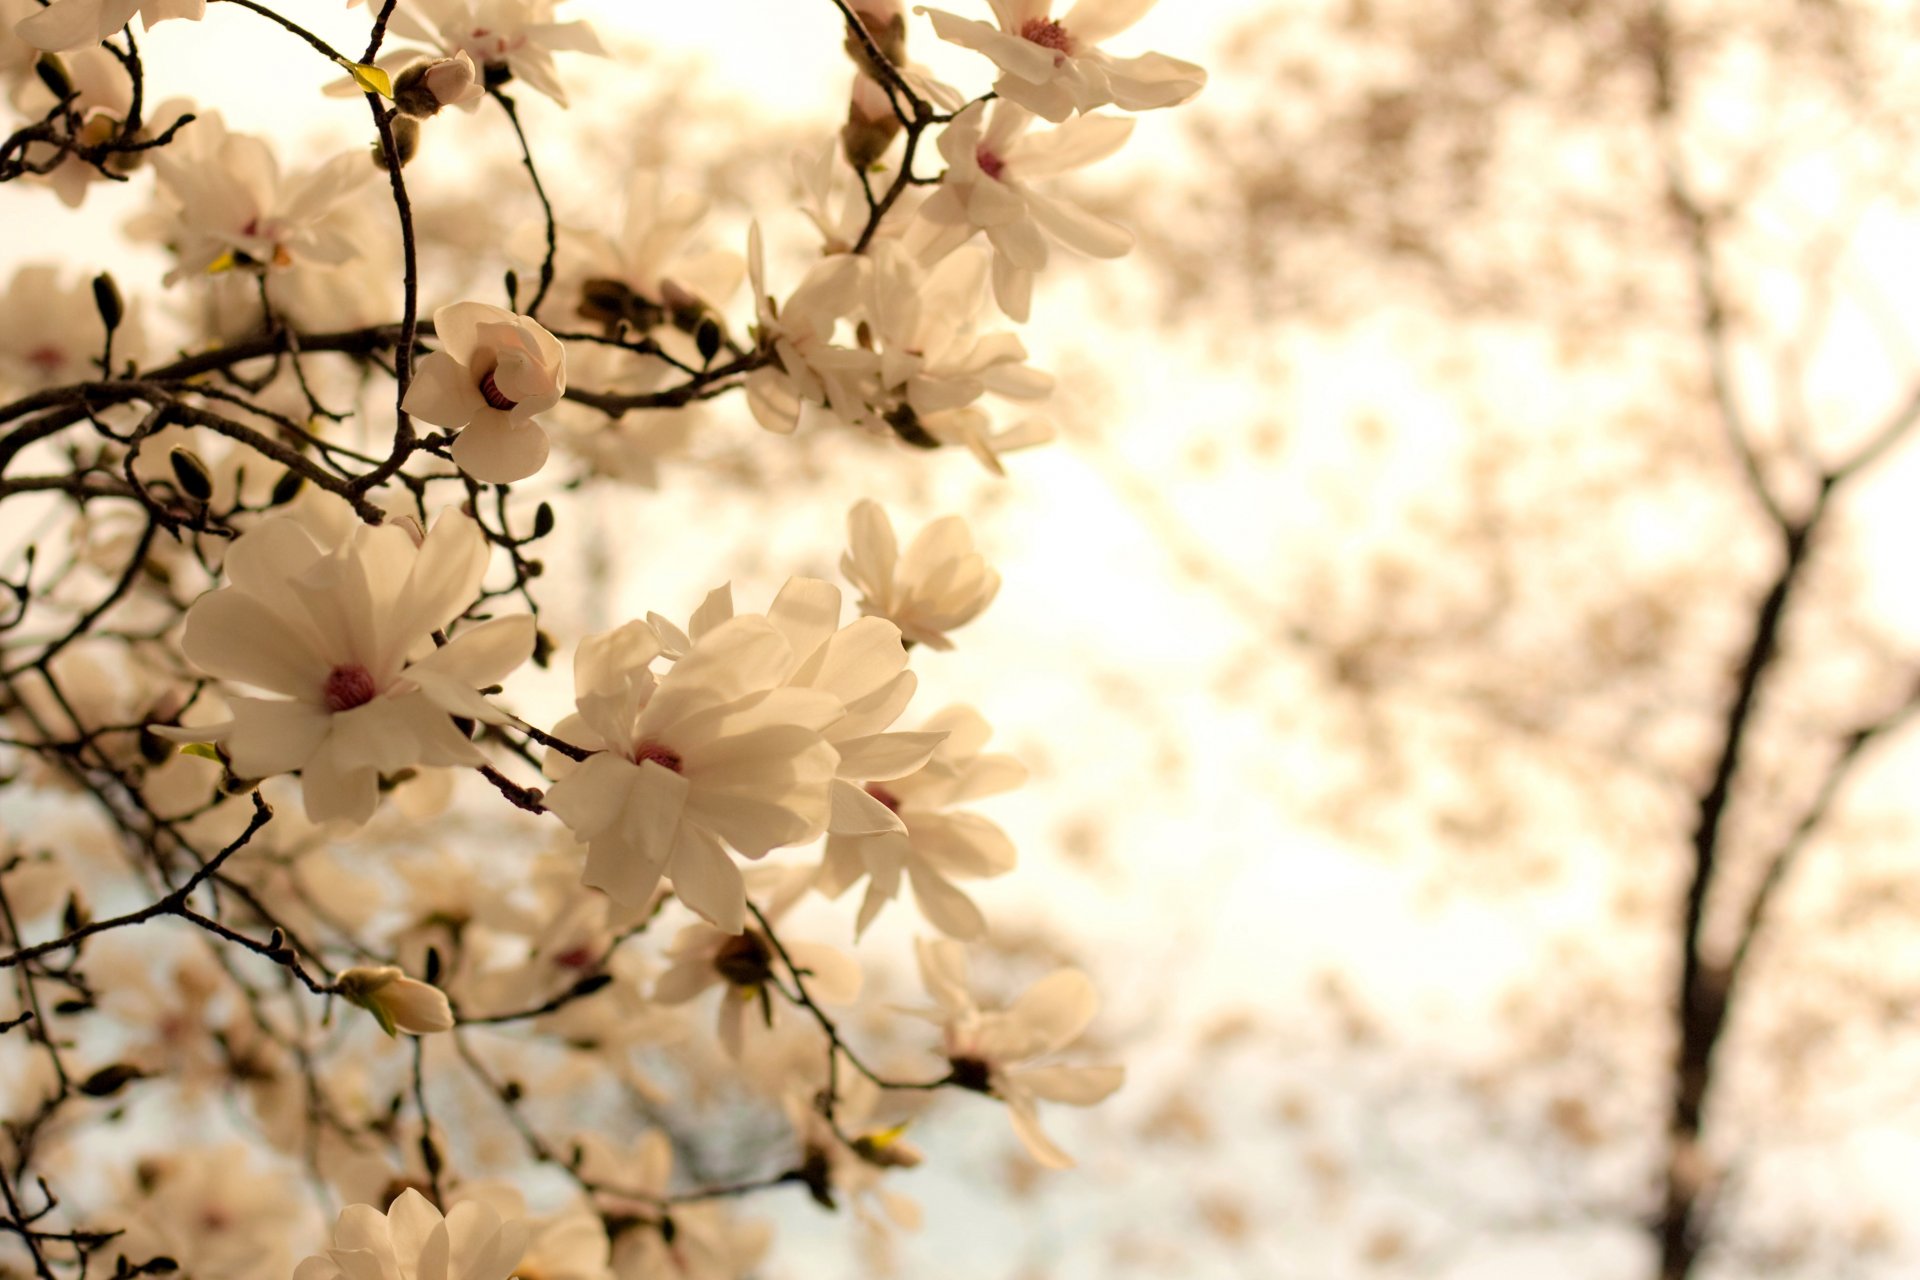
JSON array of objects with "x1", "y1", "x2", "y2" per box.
[{"x1": 371, "y1": 115, "x2": 421, "y2": 169}]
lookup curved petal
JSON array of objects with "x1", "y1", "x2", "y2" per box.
[
  {"x1": 401, "y1": 350, "x2": 482, "y2": 429},
  {"x1": 451, "y1": 413, "x2": 550, "y2": 484}
]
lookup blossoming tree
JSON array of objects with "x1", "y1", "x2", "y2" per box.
[{"x1": 0, "y1": 0, "x2": 1202, "y2": 1274}]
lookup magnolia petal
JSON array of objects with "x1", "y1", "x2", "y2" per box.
[
  {"x1": 667, "y1": 826, "x2": 745, "y2": 934},
  {"x1": 1016, "y1": 1063, "x2": 1124, "y2": 1106},
  {"x1": 1005, "y1": 1092, "x2": 1076, "y2": 1169},
  {"x1": 451, "y1": 413, "x2": 550, "y2": 484},
  {"x1": 402, "y1": 350, "x2": 482, "y2": 429}
]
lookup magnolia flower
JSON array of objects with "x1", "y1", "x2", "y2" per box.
[
  {"x1": 842, "y1": 500, "x2": 1000, "y2": 650},
  {"x1": 294, "y1": 1189, "x2": 527, "y2": 1280},
  {"x1": 404, "y1": 301, "x2": 566, "y2": 483},
  {"x1": 541, "y1": 616, "x2": 842, "y2": 934},
  {"x1": 575, "y1": 1131, "x2": 772, "y2": 1280},
  {"x1": 2, "y1": 7, "x2": 138, "y2": 205},
  {"x1": 387, "y1": 0, "x2": 604, "y2": 107},
  {"x1": 394, "y1": 50, "x2": 485, "y2": 116},
  {"x1": 0, "y1": 264, "x2": 143, "y2": 393},
  {"x1": 781, "y1": 1075, "x2": 923, "y2": 1228},
  {"x1": 109, "y1": 1146, "x2": 308, "y2": 1280},
  {"x1": 170, "y1": 510, "x2": 535, "y2": 826},
  {"x1": 744, "y1": 223, "x2": 875, "y2": 433},
  {"x1": 920, "y1": 0, "x2": 1205, "y2": 122},
  {"x1": 557, "y1": 173, "x2": 743, "y2": 340},
  {"x1": 819, "y1": 705, "x2": 1023, "y2": 938},
  {"x1": 916, "y1": 938, "x2": 1122, "y2": 1167},
  {"x1": 14, "y1": 0, "x2": 203, "y2": 52},
  {"x1": 336, "y1": 965, "x2": 455, "y2": 1036},
  {"x1": 145, "y1": 113, "x2": 372, "y2": 284},
  {"x1": 911, "y1": 100, "x2": 1133, "y2": 321},
  {"x1": 653, "y1": 865, "x2": 861, "y2": 1057},
  {"x1": 861, "y1": 243, "x2": 1052, "y2": 465},
  {"x1": 648, "y1": 577, "x2": 946, "y2": 842}
]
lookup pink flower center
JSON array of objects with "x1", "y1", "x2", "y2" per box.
[
  {"x1": 323, "y1": 664, "x2": 378, "y2": 713},
  {"x1": 632, "y1": 741, "x2": 684, "y2": 773},
  {"x1": 865, "y1": 783, "x2": 901, "y2": 813},
  {"x1": 975, "y1": 146, "x2": 1007, "y2": 181},
  {"x1": 25, "y1": 345, "x2": 65, "y2": 374},
  {"x1": 478, "y1": 371, "x2": 518, "y2": 411},
  {"x1": 553, "y1": 944, "x2": 597, "y2": 969},
  {"x1": 1020, "y1": 17, "x2": 1073, "y2": 55}
]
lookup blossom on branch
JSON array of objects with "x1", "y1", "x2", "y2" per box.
[
  {"x1": 916, "y1": 938, "x2": 1123, "y2": 1167},
  {"x1": 404, "y1": 301, "x2": 567, "y2": 483},
  {"x1": 911, "y1": 100, "x2": 1134, "y2": 321},
  {"x1": 294, "y1": 1189, "x2": 527, "y2": 1280},
  {"x1": 171, "y1": 510, "x2": 535, "y2": 826},
  {"x1": 819, "y1": 704, "x2": 1023, "y2": 938},
  {"x1": 541, "y1": 615, "x2": 842, "y2": 934},
  {"x1": 386, "y1": 0, "x2": 605, "y2": 107},
  {"x1": 919, "y1": 0, "x2": 1205, "y2": 122},
  {"x1": 144, "y1": 112, "x2": 373, "y2": 284},
  {"x1": 841, "y1": 500, "x2": 1000, "y2": 650},
  {"x1": 12, "y1": 0, "x2": 203, "y2": 53}
]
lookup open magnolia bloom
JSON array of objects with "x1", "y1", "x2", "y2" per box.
[
  {"x1": 294, "y1": 1189, "x2": 527, "y2": 1280},
  {"x1": 911, "y1": 100, "x2": 1134, "y2": 321},
  {"x1": 819, "y1": 704, "x2": 1023, "y2": 939},
  {"x1": 403, "y1": 301, "x2": 566, "y2": 483},
  {"x1": 653, "y1": 865, "x2": 861, "y2": 1058},
  {"x1": 648, "y1": 576, "x2": 948, "y2": 842},
  {"x1": 841, "y1": 501, "x2": 1000, "y2": 651},
  {"x1": 541, "y1": 616, "x2": 843, "y2": 934},
  {"x1": 386, "y1": 0, "x2": 605, "y2": 107},
  {"x1": 916, "y1": 938, "x2": 1123, "y2": 1168},
  {"x1": 744, "y1": 223, "x2": 876, "y2": 433},
  {"x1": 143, "y1": 112, "x2": 372, "y2": 284},
  {"x1": 13, "y1": 0, "x2": 202, "y2": 52},
  {"x1": 171, "y1": 510, "x2": 535, "y2": 826},
  {"x1": 920, "y1": 0, "x2": 1205, "y2": 122}
]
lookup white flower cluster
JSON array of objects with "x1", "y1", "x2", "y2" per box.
[{"x1": 0, "y1": 0, "x2": 1201, "y2": 1270}]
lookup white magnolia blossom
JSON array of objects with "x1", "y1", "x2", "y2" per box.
[
  {"x1": 13, "y1": 0, "x2": 202, "y2": 52},
  {"x1": 541, "y1": 615, "x2": 842, "y2": 934},
  {"x1": 2, "y1": 7, "x2": 135, "y2": 205},
  {"x1": 574, "y1": 1131, "x2": 772, "y2": 1280},
  {"x1": 920, "y1": 0, "x2": 1205, "y2": 122},
  {"x1": 172, "y1": 510, "x2": 535, "y2": 826},
  {"x1": 781, "y1": 1075, "x2": 924, "y2": 1229},
  {"x1": 557, "y1": 172, "x2": 744, "y2": 336},
  {"x1": 819, "y1": 704, "x2": 1023, "y2": 938},
  {"x1": 109, "y1": 1146, "x2": 309, "y2": 1280},
  {"x1": 912, "y1": 99, "x2": 1133, "y2": 321},
  {"x1": 744, "y1": 223, "x2": 875, "y2": 433},
  {"x1": 861, "y1": 243, "x2": 1053, "y2": 468},
  {"x1": 842, "y1": 500, "x2": 1000, "y2": 650},
  {"x1": 916, "y1": 938, "x2": 1123, "y2": 1168},
  {"x1": 144, "y1": 112, "x2": 372, "y2": 284},
  {"x1": 387, "y1": 0, "x2": 605, "y2": 107},
  {"x1": 404, "y1": 301, "x2": 566, "y2": 483},
  {"x1": 0, "y1": 264, "x2": 143, "y2": 393},
  {"x1": 653, "y1": 866, "x2": 861, "y2": 1057},
  {"x1": 336, "y1": 965, "x2": 456, "y2": 1036},
  {"x1": 293, "y1": 1189, "x2": 527, "y2": 1280},
  {"x1": 649, "y1": 577, "x2": 947, "y2": 842}
]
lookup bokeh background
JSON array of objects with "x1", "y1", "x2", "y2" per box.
[{"x1": 9, "y1": 1, "x2": 1920, "y2": 1277}]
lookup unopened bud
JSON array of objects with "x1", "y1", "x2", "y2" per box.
[
  {"x1": 336, "y1": 965, "x2": 454, "y2": 1037},
  {"x1": 844, "y1": 0, "x2": 907, "y2": 72},
  {"x1": 91, "y1": 272, "x2": 123, "y2": 333},
  {"x1": 842, "y1": 74, "x2": 901, "y2": 171},
  {"x1": 34, "y1": 54, "x2": 73, "y2": 102},
  {"x1": 168, "y1": 447, "x2": 213, "y2": 502},
  {"x1": 371, "y1": 115, "x2": 421, "y2": 169}
]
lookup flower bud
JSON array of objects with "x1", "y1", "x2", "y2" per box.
[
  {"x1": 371, "y1": 115, "x2": 421, "y2": 169},
  {"x1": 841, "y1": 74, "x2": 900, "y2": 171},
  {"x1": 394, "y1": 51, "x2": 484, "y2": 118},
  {"x1": 337, "y1": 965, "x2": 454, "y2": 1036}
]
